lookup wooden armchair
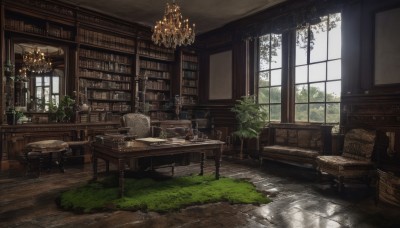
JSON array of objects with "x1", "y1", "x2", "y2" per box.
[{"x1": 316, "y1": 128, "x2": 377, "y2": 192}]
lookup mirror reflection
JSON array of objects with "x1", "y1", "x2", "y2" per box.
[{"x1": 13, "y1": 41, "x2": 66, "y2": 112}]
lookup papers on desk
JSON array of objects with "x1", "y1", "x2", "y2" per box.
[{"x1": 135, "y1": 138, "x2": 167, "y2": 145}]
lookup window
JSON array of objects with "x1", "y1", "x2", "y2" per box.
[
  {"x1": 257, "y1": 34, "x2": 282, "y2": 122},
  {"x1": 256, "y1": 12, "x2": 341, "y2": 124},
  {"x1": 35, "y1": 74, "x2": 60, "y2": 110}
]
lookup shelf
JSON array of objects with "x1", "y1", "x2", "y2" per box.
[
  {"x1": 79, "y1": 76, "x2": 130, "y2": 83},
  {"x1": 147, "y1": 76, "x2": 170, "y2": 81},
  {"x1": 138, "y1": 54, "x2": 174, "y2": 62},
  {"x1": 79, "y1": 43, "x2": 135, "y2": 55},
  {"x1": 5, "y1": 29, "x2": 77, "y2": 44},
  {"x1": 146, "y1": 88, "x2": 170, "y2": 92},
  {"x1": 182, "y1": 85, "x2": 198, "y2": 88},
  {"x1": 145, "y1": 99, "x2": 170, "y2": 102},
  {"x1": 182, "y1": 93, "x2": 198, "y2": 96},
  {"x1": 88, "y1": 98, "x2": 131, "y2": 102},
  {"x1": 182, "y1": 68, "x2": 198, "y2": 71},
  {"x1": 85, "y1": 87, "x2": 131, "y2": 92},
  {"x1": 79, "y1": 56, "x2": 132, "y2": 66},
  {"x1": 78, "y1": 66, "x2": 132, "y2": 75}
]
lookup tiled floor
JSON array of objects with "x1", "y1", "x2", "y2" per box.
[{"x1": 1, "y1": 157, "x2": 399, "y2": 227}]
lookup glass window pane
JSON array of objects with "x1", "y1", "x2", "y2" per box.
[
  {"x1": 310, "y1": 17, "x2": 328, "y2": 63},
  {"x1": 327, "y1": 103, "x2": 340, "y2": 123},
  {"x1": 258, "y1": 88, "x2": 269, "y2": 104},
  {"x1": 295, "y1": 84, "x2": 308, "y2": 103},
  {"x1": 36, "y1": 88, "x2": 42, "y2": 98},
  {"x1": 309, "y1": 104, "x2": 325, "y2": 122},
  {"x1": 328, "y1": 13, "x2": 342, "y2": 60},
  {"x1": 295, "y1": 104, "x2": 308, "y2": 122},
  {"x1": 270, "y1": 34, "x2": 282, "y2": 69},
  {"x1": 259, "y1": 35, "x2": 270, "y2": 71},
  {"x1": 53, "y1": 77, "x2": 59, "y2": 93},
  {"x1": 260, "y1": 105, "x2": 269, "y2": 121},
  {"x1": 270, "y1": 69, "x2": 281, "y2": 86},
  {"x1": 327, "y1": 60, "x2": 341, "y2": 80},
  {"x1": 309, "y1": 62, "x2": 326, "y2": 82},
  {"x1": 326, "y1": 81, "x2": 341, "y2": 102},
  {"x1": 270, "y1": 86, "x2": 281, "y2": 103},
  {"x1": 44, "y1": 77, "x2": 50, "y2": 86},
  {"x1": 270, "y1": 104, "x2": 281, "y2": 122},
  {"x1": 310, "y1": 82, "x2": 325, "y2": 102},
  {"x1": 296, "y1": 28, "x2": 308, "y2": 65},
  {"x1": 259, "y1": 71, "x2": 270, "y2": 87},
  {"x1": 35, "y1": 77, "x2": 42, "y2": 86},
  {"x1": 295, "y1": 65, "x2": 308, "y2": 84}
]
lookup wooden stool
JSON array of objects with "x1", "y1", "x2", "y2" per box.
[{"x1": 24, "y1": 140, "x2": 70, "y2": 176}]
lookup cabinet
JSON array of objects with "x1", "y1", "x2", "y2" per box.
[
  {"x1": 180, "y1": 51, "x2": 199, "y2": 105},
  {"x1": 137, "y1": 40, "x2": 175, "y2": 120}
]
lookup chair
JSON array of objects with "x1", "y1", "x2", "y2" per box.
[
  {"x1": 121, "y1": 113, "x2": 182, "y2": 173},
  {"x1": 23, "y1": 140, "x2": 70, "y2": 176},
  {"x1": 316, "y1": 128, "x2": 377, "y2": 192},
  {"x1": 121, "y1": 113, "x2": 151, "y2": 138}
]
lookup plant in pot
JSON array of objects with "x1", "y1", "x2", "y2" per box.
[
  {"x1": 59, "y1": 95, "x2": 75, "y2": 122},
  {"x1": 231, "y1": 95, "x2": 268, "y2": 159}
]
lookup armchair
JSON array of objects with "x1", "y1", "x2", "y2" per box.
[{"x1": 316, "y1": 128, "x2": 377, "y2": 192}]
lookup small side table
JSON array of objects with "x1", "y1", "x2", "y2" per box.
[
  {"x1": 377, "y1": 169, "x2": 400, "y2": 207},
  {"x1": 24, "y1": 140, "x2": 70, "y2": 176}
]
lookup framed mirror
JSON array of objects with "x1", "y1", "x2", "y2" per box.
[{"x1": 12, "y1": 39, "x2": 67, "y2": 112}]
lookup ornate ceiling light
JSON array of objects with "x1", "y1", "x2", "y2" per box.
[
  {"x1": 151, "y1": 0, "x2": 195, "y2": 49},
  {"x1": 23, "y1": 47, "x2": 52, "y2": 74}
]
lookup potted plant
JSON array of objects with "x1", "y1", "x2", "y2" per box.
[{"x1": 231, "y1": 95, "x2": 268, "y2": 159}]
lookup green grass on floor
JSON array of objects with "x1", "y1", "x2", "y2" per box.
[{"x1": 59, "y1": 174, "x2": 271, "y2": 213}]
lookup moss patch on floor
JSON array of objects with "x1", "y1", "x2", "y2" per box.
[{"x1": 59, "y1": 174, "x2": 270, "y2": 213}]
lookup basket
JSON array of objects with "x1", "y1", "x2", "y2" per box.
[{"x1": 378, "y1": 169, "x2": 400, "y2": 207}]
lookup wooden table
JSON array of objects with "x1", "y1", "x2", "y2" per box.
[{"x1": 92, "y1": 140, "x2": 225, "y2": 197}]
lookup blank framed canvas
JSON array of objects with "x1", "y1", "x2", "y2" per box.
[
  {"x1": 209, "y1": 50, "x2": 232, "y2": 100},
  {"x1": 374, "y1": 7, "x2": 400, "y2": 85}
]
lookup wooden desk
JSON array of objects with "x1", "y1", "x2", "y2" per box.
[{"x1": 92, "y1": 140, "x2": 224, "y2": 197}]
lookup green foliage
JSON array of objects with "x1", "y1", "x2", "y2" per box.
[
  {"x1": 59, "y1": 175, "x2": 270, "y2": 213},
  {"x1": 231, "y1": 95, "x2": 268, "y2": 140}
]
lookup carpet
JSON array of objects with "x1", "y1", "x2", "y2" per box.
[{"x1": 58, "y1": 174, "x2": 271, "y2": 213}]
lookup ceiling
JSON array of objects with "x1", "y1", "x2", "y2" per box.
[{"x1": 59, "y1": 0, "x2": 286, "y2": 34}]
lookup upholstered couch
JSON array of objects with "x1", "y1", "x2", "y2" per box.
[{"x1": 260, "y1": 123, "x2": 333, "y2": 168}]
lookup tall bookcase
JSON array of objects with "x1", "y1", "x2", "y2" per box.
[
  {"x1": 77, "y1": 28, "x2": 135, "y2": 122},
  {"x1": 180, "y1": 51, "x2": 199, "y2": 105},
  {"x1": 137, "y1": 40, "x2": 175, "y2": 120}
]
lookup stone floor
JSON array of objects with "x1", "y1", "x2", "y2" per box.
[{"x1": 1, "y1": 157, "x2": 400, "y2": 228}]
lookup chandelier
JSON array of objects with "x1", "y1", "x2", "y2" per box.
[
  {"x1": 23, "y1": 47, "x2": 52, "y2": 74},
  {"x1": 151, "y1": 0, "x2": 195, "y2": 49}
]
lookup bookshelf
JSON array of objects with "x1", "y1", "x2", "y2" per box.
[
  {"x1": 4, "y1": 10, "x2": 75, "y2": 42},
  {"x1": 181, "y1": 51, "x2": 199, "y2": 105},
  {"x1": 78, "y1": 47, "x2": 134, "y2": 120},
  {"x1": 137, "y1": 40, "x2": 175, "y2": 120},
  {"x1": 78, "y1": 28, "x2": 135, "y2": 53}
]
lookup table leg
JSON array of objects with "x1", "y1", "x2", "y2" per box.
[
  {"x1": 59, "y1": 151, "x2": 65, "y2": 173},
  {"x1": 199, "y1": 152, "x2": 205, "y2": 176},
  {"x1": 93, "y1": 153, "x2": 98, "y2": 181},
  {"x1": 214, "y1": 145, "x2": 223, "y2": 180},
  {"x1": 106, "y1": 161, "x2": 110, "y2": 173},
  {"x1": 118, "y1": 159, "x2": 125, "y2": 197}
]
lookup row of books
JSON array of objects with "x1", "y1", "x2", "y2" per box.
[
  {"x1": 182, "y1": 61, "x2": 198, "y2": 70},
  {"x1": 149, "y1": 111, "x2": 172, "y2": 120},
  {"x1": 139, "y1": 69, "x2": 171, "y2": 79},
  {"x1": 140, "y1": 60, "x2": 171, "y2": 71},
  {"x1": 79, "y1": 59, "x2": 132, "y2": 74},
  {"x1": 183, "y1": 71, "x2": 197, "y2": 80},
  {"x1": 144, "y1": 92, "x2": 168, "y2": 101},
  {"x1": 182, "y1": 54, "x2": 198, "y2": 63},
  {"x1": 90, "y1": 102, "x2": 131, "y2": 112},
  {"x1": 182, "y1": 87, "x2": 197, "y2": 95},
  {"x1": 79, "y1": 49, "x2": 131, "y2": 64},
  {"x1": 48, "y1": 24, "x2": 74, "y2": 40},
  {"x1": 5, "y1": 18, "x2": 45, "y2": 35},
  {"x1": 80, "y1": 79, "x2": 131, "y2": 90},
  {"x1": 146, "y1": 80, "x2": 170, "y2": 91},
  {"x1": 138, "y1": 41, "x2": 174, "y2": 54},
  {"x1": 182, "y1": 79, "x2": 197, "y2": 87},
  {"x1": 79, "y1": 70, "x2": 131, "y2": 81},
  {"x1": 181, "y1": 96, "x2": 198, "y2": 105},
  {"x1": 88, "y1": 91, "x2": 131, "y2": 100},
  {"x1": 79, "y1": 28, "x2": 135, "y2": 52}
]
